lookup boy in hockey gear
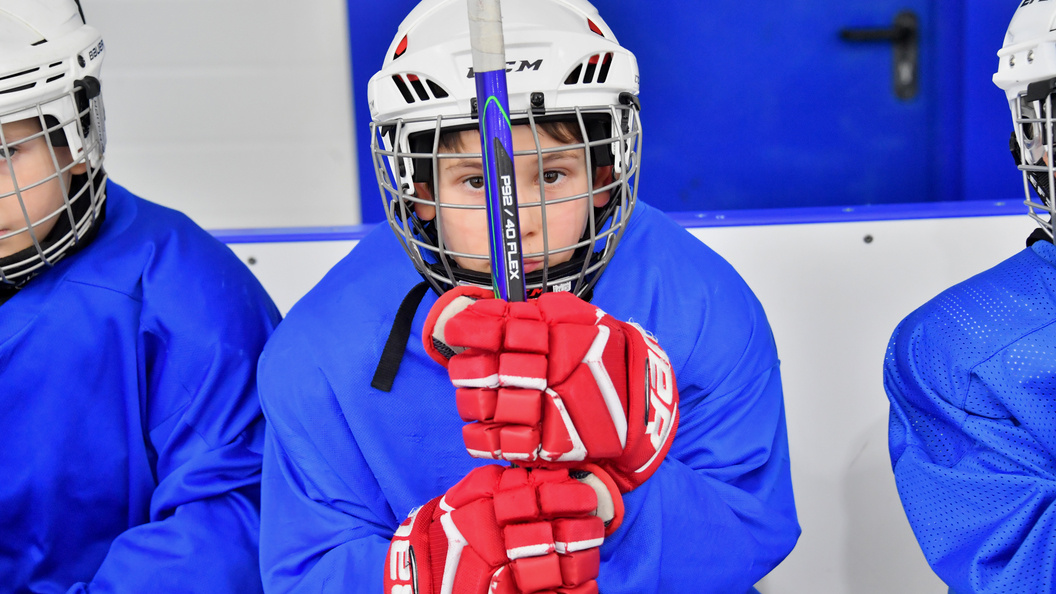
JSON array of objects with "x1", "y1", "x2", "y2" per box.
[
  {"x1": 885, "y1": 3, "x2": 1056, "y2": 592},
  {"x1": 258, "y1": 1, "x2": 800, "y2": 592},
  {"x1": 0, "y1": 1, "x2": 280, "y2": 591}
]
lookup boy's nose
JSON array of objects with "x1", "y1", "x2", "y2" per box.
[{"x1": 515, "y1": 187, "x2": 542, "y2": 234}]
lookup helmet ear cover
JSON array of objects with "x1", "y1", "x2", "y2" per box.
[{"x1": 41, "y1": 76, "x2": 100, "y2": 148}]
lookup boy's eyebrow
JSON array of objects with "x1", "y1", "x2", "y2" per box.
[
  {"x1": 439, "y1": 149, "x2": 584, "y2": 171},
  {"x1": 439, "y1": 158, "x2": 484, "y2": 171},
  {"x1": 540, "y1": 149, "x2": 583, "y2": 163}
]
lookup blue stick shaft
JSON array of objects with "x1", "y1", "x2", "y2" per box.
[
  {"x1": 469, "y1": 0, "x2": 526, "y2": 302},
  {"x1": 474, "y1": 71, "x2": 525, "y2": 301}
]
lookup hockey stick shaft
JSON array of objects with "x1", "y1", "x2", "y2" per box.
[{"x1": 468, "y1": 0, "x2": 526, "y2": 302}]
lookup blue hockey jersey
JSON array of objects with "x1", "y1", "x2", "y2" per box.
[
  {"x1": 0, "y1": 181, "x2": 280, "y2": 593},
  {"x1": 258, "y1": 201, "x2": 800, "y2": 593},
  {"x1": 886, "y1": 238, "x2": 1056, "y2": 594}
]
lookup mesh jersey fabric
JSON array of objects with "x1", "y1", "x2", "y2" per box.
[
  {"x1": 258, "y1": 200, "x2": 801, "y2": 593},
  {"x1": 0, "y1": 180, "x2": 281, "y2": 593},
  {"x1": 886, "y1": 238, "x2": 1056, "y2": 594}
]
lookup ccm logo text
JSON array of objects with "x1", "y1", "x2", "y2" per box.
[{"x1": 467, "y1": 59, "x2": 543, "y2": 78}]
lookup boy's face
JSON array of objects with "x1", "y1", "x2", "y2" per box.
[
  {"x1": 414, "y1": 125, "x2": 612, "y2": 275},
  {"x1": 0, "y1": 119, "x2": 84, "y2": 258}
]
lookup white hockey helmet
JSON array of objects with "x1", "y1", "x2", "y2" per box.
[
  {"x1": 993, "y1": 0, "x2": 1056, "y2": 241},
  {"x1": 0, "y1": 0, "x2": 107, "y2": 286},
  {"x1": 368, "y1": 0, "x2": 642, "y2": 297}
]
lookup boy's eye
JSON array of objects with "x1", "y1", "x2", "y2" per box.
[
  {"x1": 465, "y1": 176, "x2": 485, "y2": 190},
  {"x1": 0, "y1": 146, "x2": 16, "y2": 161},
  {"x1": 542, "y1": 170, "x2": 565, "y2": 184}
]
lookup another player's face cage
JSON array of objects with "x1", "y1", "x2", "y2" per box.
[
  {"x1": 0, "y1": 88, "x2": 106, "y2": 287},
  {"x1": 1013, "y1": 78, "x2": 1056, "y2": 242},
  {"x1": 373, "y1": 101, "x2": 641, "y2": 297}
]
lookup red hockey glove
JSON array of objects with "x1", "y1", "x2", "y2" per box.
[
  {"x1": 384, "y1": 464, "x2": 620, "y2": 594},
  {"x1": 424, "y1": 287, "x2": 680, "y2": 494}
]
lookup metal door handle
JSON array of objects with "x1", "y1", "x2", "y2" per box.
[{"x1": 840, "y1": 10, "x2": 919, "y2": 100}]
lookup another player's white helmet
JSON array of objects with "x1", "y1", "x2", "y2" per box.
[
  {"x1": 368, "y1": 0, "x2": 641, "y2": 297},
  {"x1": 993, "y1": 0, "x2": 1056, "y2": 242},
  {"x1": 0, "y1": 0, "x2": 107, "y2": 287}
]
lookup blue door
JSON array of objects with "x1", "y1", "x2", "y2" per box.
[
  {"x1": 607, "y1": 1, "x2": 938, "y2": 211},
  {"x1": 349, "y1": 1, "x2": 1019, "y2": 222}
]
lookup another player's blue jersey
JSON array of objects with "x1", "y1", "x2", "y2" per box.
[
  {"x1": 258, "y1": 201, "x2": 800, "y2": 593},
  {"x1": 886, "y1": 238, "x2": 1056, "y2": 594},
  {"x1": 0, "y1": 181, "x2": 280, "y2": 593}
]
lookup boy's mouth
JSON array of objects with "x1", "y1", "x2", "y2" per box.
[{"x1": 523, "y1": 259, "x2": 544, "y2": 274}]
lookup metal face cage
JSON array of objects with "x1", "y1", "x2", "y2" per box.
[
  {"x1": 1013, "y1": 78, "x2": 1056, "y2": 241},
  {"x1": 373, "y1": 99, "x2": 641, "y2": 297},
  {"x1": 0, "y1": 86, "x2": 106, "y2": 286}
]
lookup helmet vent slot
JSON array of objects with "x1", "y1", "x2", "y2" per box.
[
  {"x1": 564, "y1": 53, "x2": 614, "y2": 85},
  {"x1": 408, "y1": 75, "x2": 429, "y2": 101},
  {"x1": 391, "y1": 73, "x2": 450, "y2": 104},
  {"x1": 597, "y1": 53, "x2": 613, "y2": 83},
  {"x1": 0, "y1": 83, "x2": 35, "y2": 95},
  {"x1": 564, "y1": 64, "x2": 582, "y2": 85},
  {"x1": 427, "y1": 80, "x2": 449, "y2": 99},
  {"x1": 392, "y1": 75, "x2": 415, "y2": 103},
  {"x1": 583, "y1": 58, "x2": 598, "y2": 83},
  {"x1": 0, "y1": 67, "x2": 39, "y2": 82},
  {"x1": 394, "y1": 35, "x2": 409, "y2": 60},
  {"x1": 46, "y1": 73, "x2": 66, "y2": 84}
]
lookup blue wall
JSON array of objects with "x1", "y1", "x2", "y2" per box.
[
  {"x1": 961, "y1": 0, "x2": 1021, "y2": 202},
  {"x1": 349, "y1": 1, "x2": 1024, "y2": 223}
]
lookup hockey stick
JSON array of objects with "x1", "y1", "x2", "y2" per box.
[{"x1": 468, "y1": 0, "x2": 526, "y2": 302}]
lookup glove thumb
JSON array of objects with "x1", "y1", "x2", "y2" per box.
[
  {"x1": 423, "y1": 285, "x2": 494, "y2": 367},
  {"x1": 573, "y1": 463, "x2": 625, "y2": 536}
]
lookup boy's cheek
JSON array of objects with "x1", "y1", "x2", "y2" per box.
[{"x1": 453, "y1": 255, "x2": 491, "y2": 273}]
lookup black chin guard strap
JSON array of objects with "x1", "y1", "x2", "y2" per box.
[{"x1": 371, "y1": 281, "x2": 431, "y2": 392}]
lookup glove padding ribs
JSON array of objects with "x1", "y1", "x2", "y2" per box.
[
  {"x1": 424, "y1": 287, "x2": 680, "y2": 494},
  {"x1": 385, "y1": 465, "x2": 618, "y2": 594}
]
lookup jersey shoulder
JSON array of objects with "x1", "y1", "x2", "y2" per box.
[
  {"x1": 598, "y1": 202, "x2": 778, "y2": 392},
  {"x1": 892, "y1": 246, "x2": 1056, "y2": 365},
  {"x1": 887, "y1": 245, "x2": 1056, "y2": 409},
  {"x1": 611, "y1": 201, "x2": 761, "y2": 302},
  {"x1": 259, "y1": 223, "x2": 423, "y2": 385},
  {"x1": 65, "y1": 180, "x2": 280, "y2": 337}
]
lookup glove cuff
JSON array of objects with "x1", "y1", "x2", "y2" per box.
[
  {"x1": 385, "y1": 496, "x2": 443, "y2": 594},
  {"x1": 608, "y1": 321, "x2": 680, "y2": 493}
]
